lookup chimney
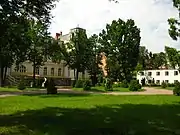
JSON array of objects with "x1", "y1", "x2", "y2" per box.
[
  {"x1": 55, "y1": 33, "x2": 60, "y2": 40},
  {"x1": 60, "y1": 31, "x2": 62, "y2": 36}
]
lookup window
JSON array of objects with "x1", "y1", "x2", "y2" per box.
[
  {"x1": 165, "y1": 71, "x2": 169, "y2": 76},
  {"x1": 51, "y1": 68, "x2": 54, "y2": 76},
  {"x1": 174, "y1": 80, "x2": 178, "y2": 83},
  {"x1": 156, "y1": 72, "x2": 160, "y2": 76},
  {"x1": 165, "y1": 80, "x2": 169, "y2": 83},
  {"x1": 148, "y1": 72, "x2": 152, "y2": 76},
  {"x1": 19, "y1": 65, "x2": 26, "y2": 73},
  {"x1": 35, "y1": 67, "x2": 39, "y2": 75},
  {"x1": 174, "y1": 71, "x2": 178, "y2": 76},
  {"x1": 43, "y1": 67, "x2": 47, "y2": 76},
  {"x1": 156, "y1": 80, "x2": 160, "y2": 84},
  {"x1": 14, "y1": 67, "x2": 18, "y2": 72},
  {"x1": 58, "y1": 68, "x2": 61, "y2": 76},
  {"x1": 140, "y1": 72, "x2": 144, "y2": 76}
]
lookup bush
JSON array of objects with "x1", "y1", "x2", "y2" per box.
[
  {"x1": 104, "y1": 78, "x2": 113, "y2": 91},
  {"x1": 71, "y1": 80, "x2": 76, "y2": 88},
  {"x1": 173, "y1": 81, "x2": 180, "y2": 96},
  {"x1": 47, "y1": 79, "x2": 57, "y2": 94},
  {"x1": 75, "y1": 80, "x2": 84, "y2": 88},
  {"x1": 141, "y1": 78, "x2": 146, "y2": 86},
  {"x1": 83, "y1": 80, "x2": 91, "y2": 91},
  {"x1": 167, "y1": 83, "x2": 175, "y2": 87},
  {"x1": 120, "y1": 80, "x2": 128, "y2": 88},
  {"x1": 129, "y1": 80, "x2": 141, "y2": 91},
  {"x1": 161, "y1": 81, "x2": 167, "y2": 88},
  {"x1": 17, "y1": 78, "x2": 26, "y2": 90}
]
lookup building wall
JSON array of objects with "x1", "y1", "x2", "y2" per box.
[{"x1": 137, "y1": 69, "x2": 180, "y2": 84}]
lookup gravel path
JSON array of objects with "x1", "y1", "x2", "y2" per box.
[{"x1": 0, "y1": 87, "x2": 173, "y2": 98}]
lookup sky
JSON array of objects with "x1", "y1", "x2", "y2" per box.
[{"x1": 49, "y1": 0, "x2": 180, "y2": 53}]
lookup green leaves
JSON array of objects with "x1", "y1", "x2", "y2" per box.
[{"x1": 99, "y1": 19, "x2": 141, "y2": 81}]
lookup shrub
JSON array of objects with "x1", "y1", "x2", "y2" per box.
[
  {"x1": 71, "y1": 80, "x2": 76, "y2": 88},
  {"x1": 47, "y1": 79, "x2": 57, "y2": 94},
  {"x1": 129, "y1": 80, "x2": 141, "y2": 91},
  {"x1": 167, "y1": 83, "x2": 175, "y2": 87},
  {"x1": 83, "y1": 80, "x2": 91, "y2": 91},
  {"x1": 104, "y1": 78, "x2": 113, "y2": 91},
  {"x1": 120, "y1": 80, "x2": 128, "y2": 88},
  {"x1": 141, "y1": 78, "x2": 146, "y2": 86},
  {"x1": 173, "y1": 81, "x2": 180, "y2": 96},
  {"x1": 75, "y1": 80, "x2": 84, "y2": 88},
  {"x1": 17, "y1": 78, "x2": 26, "y2": 90},
  {"x1": 161, "y1": 81, "x2": 167, "y2": 88}
]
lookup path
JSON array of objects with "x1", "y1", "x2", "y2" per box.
[{"x1": 0, "y1": 87, "x2": 173, "y2": 98}]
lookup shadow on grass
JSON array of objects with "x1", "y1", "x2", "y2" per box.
[{"x1": 1, "y1": 103, "x2": 180, "y2": 135}]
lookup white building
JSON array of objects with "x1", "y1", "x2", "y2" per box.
[
  {"x1": 137, "y1": 69, "x2": 180, "y2": 85},
  {"x1": 7, "y1": 27, "x2": 89, "y2": 80}
]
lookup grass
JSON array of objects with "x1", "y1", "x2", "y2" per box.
[
  {"x1": 0, "y1": 94, "x2": 180, "y2": 135},
  {"x1": 0, "y1": 87, "x2": 42, "y2": 92},
  {"x1": 73, "y1": 86, "x2": 143, "y2": 92},
  {"x1": 155, "y1": 87, "x2": 174, "y2": 91}
]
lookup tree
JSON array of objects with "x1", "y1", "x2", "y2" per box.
[
  {"x1": 86, "y1": 34, "x2": 103, "y2": 86},
  {"x1": 165, "y1": 46, "x2": 180, "y2": 70},
  {"x1": 26, "y1": 20, "x2": 58, "y2": 87},
  {"x1": 168, "y1": 0, "x2": 180, "y2": 41},
  {"x1": 0, "y1": 0, "x2": 58, "y2": 86},
  {"x1": 62, "y1": 28, "x2": 89, "y2": 80},
  {"x1": 99, "y1": 19, "x2": 141, "y2": 82}
]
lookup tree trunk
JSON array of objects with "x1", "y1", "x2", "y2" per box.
[
  {"x1": 3, "y1": 66, "x2": 7, "y2": 86},
  {"x1": 33, "y1": 63, "x2": 36, "y2": 87},
  {"x1": 0, "y1": 67, "x2": 3, "y2": 87},
  {"x1": 74, "y1": 69, "x2": 76, "y2": 80},
  {"x1": 76, "y1": 69, "x2": 79, "y2": 81}
]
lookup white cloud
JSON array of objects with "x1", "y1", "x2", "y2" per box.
[{"x1": 49, "y1": 0, "x2": 179, "y2": 53}]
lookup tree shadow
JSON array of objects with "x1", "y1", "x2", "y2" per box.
[{"x1": 0, "y1": 104, "x2": 180, "y2": 135}]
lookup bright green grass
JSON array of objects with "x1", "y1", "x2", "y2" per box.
[
  {"x1": 155, "y1": 87, "x2": 174, "y2": 90},
  {"x1": 73, "y1": 86, "x2": 131, "y2": 92},
  {"x1": 0, "y1": 87, "x2": 41, "y2": 92},
  {"x1": 0, "y1": 94, "x2": 180, "y2": 135}
]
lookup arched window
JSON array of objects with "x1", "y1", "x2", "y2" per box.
[
  {"x1": 51, "y1": 68, "x2": 54, "y2": 76},
  {"x1": 43, "y1": 67, "x2": 47, "y2": 76},
  {"x1": 19, "y1": 65, "x2": 26, "y2": 73},
  {"x1": 58, "y1": 68, "x2": 61, "y2": 76},
  {"x1": 35, "y1": 67, "x2": 39, "y2": 75}
]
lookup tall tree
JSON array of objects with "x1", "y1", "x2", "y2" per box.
[
  {"x1": 165, "y1": 46, "x2": 180, "y2": 70},
  {"x1": 26, "y1": 20, "x2": 59, "y2": 86},
  {"x1": 62, "y1": 28, "x2": 89, "y2": 80},
  {"x1": 168, "y1": 0, "x2": 180, "y2": 41},
  {"x1": 86, "y1": 34, "x2": 102, "y2": 86},
  {"x1": 99, "y1": 19, "x2": 141, "y2": 82},
  {"x1": 0, "y1": 0, "x2": 58, "y2": 86}
]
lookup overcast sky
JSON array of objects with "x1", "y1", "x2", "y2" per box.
[{"x1": 49, "y1": 0, "x2": 179, "y2": 53}]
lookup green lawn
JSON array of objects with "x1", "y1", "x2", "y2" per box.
[
  {"x1": 73, "y1": 86, "x2": 133, "y2": 92},
  {"x1": 0, "y1": 87, "x2": 42, "y2": 92},
  {"x1": 155, "y1": 87, "x2": 174, "y2": 90},
  {"x1": 0, "y1": 94, "x2": 180, "y2": 135}
]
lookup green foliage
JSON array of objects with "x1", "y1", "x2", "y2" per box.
[
  {"x1": 83, "y1": 80, "x2": 91, "y2": 91},
  {"x1": 71, "y1": 80, "x2": 76, "y2": 88},
  {"x1": 99, "y1": 18, "x2": 141, "y2": 81},
  {"x1": 120, "y1": 80, "x2": 129, "y2": 88},
  {"x1": 161, "y1": 82, "x2": 167, "y2": 88},
  {"x1": 17, "y1": 78, "x2": 26, "y2": 90},
  {"x1": 75, "y1": 80, "x2": 84, "y2": 88},
  {"x1": 104, "y1": 78, "x2": 113, "y2": 91},
  {"x1": 129, "y1": 80, "x2": 141, "y2": 91},
  {"x1": 141, "y1": 78, "x2": 146, "y2": 86},
  {"x1": 47, "y1": 79, "x2": 57, "y2": 94},
  {"x1": 167, "y1": 83, "x2": 175, "y2": 87},
  {"x1": 173, "y1": 81, "x2": 180, "y2": 96}
]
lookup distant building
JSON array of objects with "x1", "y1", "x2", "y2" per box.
[{"x1": 137, "y1": 69, "x2": 180, "y2": 85}]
